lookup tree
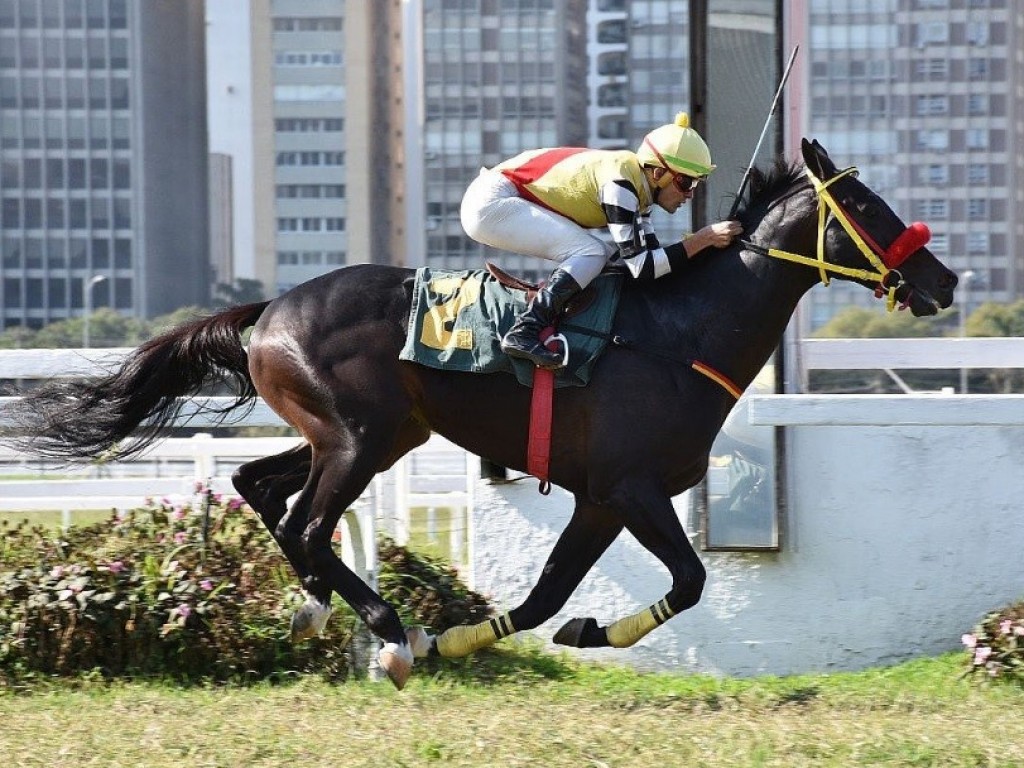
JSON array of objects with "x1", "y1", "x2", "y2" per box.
[
  {"x1": 811, "y1": 305, "x2": 951, "y2": 393},
  {"x1": 214, "y1": 278, "x2": 265, "y2": 307},
  {"x1": 813, "y1": 305, "x2": 945, "y2": 339}
]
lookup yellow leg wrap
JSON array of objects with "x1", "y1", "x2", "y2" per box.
[
  {"x1": 436, "y1": 612, "x2": 516, "y2": 658},
  {"x1": 605, "y1": 599, "x2": 675, "y2": 648}
]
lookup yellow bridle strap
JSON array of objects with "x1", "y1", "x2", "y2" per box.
[{"x1": 755, "y1": 167, "x2": 900, "y2": 312}]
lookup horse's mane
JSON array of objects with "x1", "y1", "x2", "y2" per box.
[{"x1": 732, "y1": 157, "x2": 807, "y2": 231}]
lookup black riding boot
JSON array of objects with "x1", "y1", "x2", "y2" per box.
[{"x1": 501, "y1": 267, "x2": 583, "y2": 369}]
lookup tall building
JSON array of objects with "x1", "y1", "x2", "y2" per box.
[
  {"x1": 586, "y1": 0, "x2": 693, "y2": 236},
  {"x1": 0, "y1": 0, "x2": 209, "y2": 330},
  {"x1": 219, "y1": 1, "x2": 406, "y2": 296},
  {"x1": 799, "y1": 0, "x2": 1021, "y2": 330},
  {"x1": 409, "y1": 0, "x2": 588, "y2": 281}
]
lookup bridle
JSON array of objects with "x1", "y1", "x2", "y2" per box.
[{"x1": 741, "y1": 166, "x2": 932, "y2": 311}]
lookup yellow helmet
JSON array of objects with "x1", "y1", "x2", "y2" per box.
[{"x1": 636, "y1": 112, "x2": 716, "y2": 178}]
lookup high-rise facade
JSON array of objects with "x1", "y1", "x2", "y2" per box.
[
  {"x1": 0, "y1": 0, "x2": 209, "y2": 330},
  {"x1": 586, "y1": 0, "x2": 692, "y2": 238},
  {"x1": 406, "y1": 0, "x2": 588, "y2": 281},
  {"x1": 800, "y1": 0, "x2": 1021, "y2": 330}
]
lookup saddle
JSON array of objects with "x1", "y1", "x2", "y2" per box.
[{"x1": 484, "y1": 262, "x2": 599, "y2": 318}]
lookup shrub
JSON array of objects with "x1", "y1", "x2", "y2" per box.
[
  {"x1": 0, "y1": 490, "x2": 491, "y2": 684},
  {"x1": 962, "y1": 600, "x2": 1024, "y2": 684}
]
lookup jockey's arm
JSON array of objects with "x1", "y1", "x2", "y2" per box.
[{"x1": 682, "y1": 220, "x2": 744, "y2": 258}]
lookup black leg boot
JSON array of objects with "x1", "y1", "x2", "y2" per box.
[{"x1": 501, "y1": 268, "x2": 583, "y2": 369}]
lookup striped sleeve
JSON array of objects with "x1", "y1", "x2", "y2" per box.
[{"x1": 600, "y1": 180, "x2": 682, "y2": 281}]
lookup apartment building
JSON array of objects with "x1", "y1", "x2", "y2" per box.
[
  {"x1": 0, "y1": 0, "x2": 209, "y2": 329},
  {"x1": 801, "y1": 0, "x2": 1020, "y2": 329}
]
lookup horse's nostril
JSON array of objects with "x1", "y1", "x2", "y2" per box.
[{"x1": 940, "y1": 272, "x2": 958, "y2": 290}]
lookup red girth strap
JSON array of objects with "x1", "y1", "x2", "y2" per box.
[{"x1": 527, "y1": 329, "x2": 561, "y2": 495}]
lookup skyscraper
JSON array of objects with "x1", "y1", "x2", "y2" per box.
[
  {"x1": 799, "y1": 0, "x2": 1020, "y2": 330},
  {"x1": 0, "y1": 0, "x2": 209, "y2": 330}
]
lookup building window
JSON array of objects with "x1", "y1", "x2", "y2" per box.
[
  {"x1": 967, "y1": 164, "x2": 989, "y2": 184},
  {"x1": 916, "y1": 130, "x2": 948, "y2": 150},
  {"x1": 920, "y1": 164, "x2": 948, "y2": 185},
  {"x1": 966, "y1": 128, "x2": 988, "y2": 149},
  {"x1": 915, "y1": 95, "x2": 948, "y2": 116},
  {"x1": 968, "y1": 58, "x2": 988, "y2": 78},
  {"x1": 915, "y1": 22, "x2": 949, "y2": 46},
  {"x1": 913, "y1": 200, "x2": 948, "y2": 219},
  {"x1": 967, "y1": 198, "x2": 987, "y2": 217},
  {"x1": 967, "y1": 232, "x2": 988, "y2": 253},
  {"x1": 272, "y1": 17, "x2": 343, "y2": 32}
]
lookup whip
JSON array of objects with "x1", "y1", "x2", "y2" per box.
[{"x1": 726, "y1": 45, "x2": 800, "y2": 220}]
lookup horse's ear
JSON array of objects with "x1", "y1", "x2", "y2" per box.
[{"x1": 801, "y1": 138, "x2": 837, "y2": 180}]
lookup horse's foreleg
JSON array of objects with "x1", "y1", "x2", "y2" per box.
[
  {"x1": 555, "y1": 482, "x2": 706, "y2": 649},
  {"x1": 431, "y1": 498, "x2": 623, "y2": 658}
]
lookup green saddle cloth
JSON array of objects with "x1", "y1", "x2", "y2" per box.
[{"x1": 399, "y1": 267, "x2": 622, "y2": 388}]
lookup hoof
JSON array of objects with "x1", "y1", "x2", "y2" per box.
[
  {"x1": 406, "y1": 626, "x2": 435, "y2": 658},
  {"x1": 378, "y1": 641, "x2": 414, "y2": 690},
  {"x1": 289, "y1": 599, "x2": 332, "y2": 643},
  {"x1": 553, "y1": 617, "x2": 599, "y2": 648}
]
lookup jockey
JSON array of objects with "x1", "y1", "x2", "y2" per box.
[{"x1": 460, "y1": 112, "x2": 743, "y2": 370}]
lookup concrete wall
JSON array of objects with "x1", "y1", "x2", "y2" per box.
[{"x1": 469, "y1": 406, "x2": 1024, "y2": 677}]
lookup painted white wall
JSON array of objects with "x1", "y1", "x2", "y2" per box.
[
  {"x1": 206, "y1": 1, "x2": 257, "y2": 279},
  {"x1": 470, "y1": 416, "x2": 1024, "y2": 676}
]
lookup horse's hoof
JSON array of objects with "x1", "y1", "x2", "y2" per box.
[
  {"x1": 553, "y1": 617, "x2": 598, "y2": 648},
  {"x1": 289, "y1": 599, "x2": 332, "y2": 643},
  {"x1": 406, "y1": 626, "x2": 435, "y2": 658},
  {"x1": 378, "y1": 642, "x2": 415, "y2": 690}
]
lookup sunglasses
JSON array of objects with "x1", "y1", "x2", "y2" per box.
[{"x1": 671, "y1": 173, "x2": 701, "y2": 193}]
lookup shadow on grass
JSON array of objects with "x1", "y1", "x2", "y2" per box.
[{"x1": 413, "y1": 642, "x2": 579, "y2": 687}]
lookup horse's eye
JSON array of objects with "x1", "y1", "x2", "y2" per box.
[{"x1": 855, "y1": 200, "x2": 879, "y2": 217}]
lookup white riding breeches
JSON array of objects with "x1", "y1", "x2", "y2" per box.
[{"x1": 460, "y1": 170, "x2": 615, "y2": 288}]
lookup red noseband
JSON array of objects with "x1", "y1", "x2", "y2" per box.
[{"x1": 884, "y1": 221, "x2": 931, "y2": 269}]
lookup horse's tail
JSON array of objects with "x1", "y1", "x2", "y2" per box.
[{"x1": 6, "y1": 301, "x2": 272, "y2": 462}]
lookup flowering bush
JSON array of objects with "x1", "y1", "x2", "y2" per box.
[
  {"x1": 0, "y1": 489, "x2": 490, "y2": 684},
  {"x1": 962, "y1": 600, "x2": 1024, "y2": 684}
]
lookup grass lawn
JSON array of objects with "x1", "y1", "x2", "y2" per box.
[{"x1": 0, "y1": 649, "x2": 1020, "y2": 767}]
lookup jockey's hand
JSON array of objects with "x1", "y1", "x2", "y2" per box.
[{"x1": 684, "y1": 220, "x2": 743, "y2": 257}]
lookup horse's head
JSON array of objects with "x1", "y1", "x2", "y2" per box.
[{"x1": 801, "y1": 138, "x2": 957, "y2": 316}]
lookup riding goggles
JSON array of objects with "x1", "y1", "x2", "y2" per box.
[{"x1": 671, "y1": 173, "x2": 701, "y2": 193}]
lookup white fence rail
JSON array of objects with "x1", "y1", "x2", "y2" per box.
[{"x1": 0, "y1": 349, "x2": 477, "y2": 579}]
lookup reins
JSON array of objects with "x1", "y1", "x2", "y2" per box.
[
  {"x1": 739, "y1": 167, "x2": 931, "y2": 312},
  {"x1": 558, "y1": 164, "x2": 932, "y2": 401}
]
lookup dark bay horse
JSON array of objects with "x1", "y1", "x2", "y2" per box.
[{"x1": 4, "y1": 140, "x2": 957, "y2": 688}]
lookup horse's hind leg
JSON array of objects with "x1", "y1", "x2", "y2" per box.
[
  {"x1": 232, "y1": 443, "x2": 339, "y2": 639},
  {"x1": 290, "y1": 421, "x2": 430, "y2": 689},
  {"x1": 431, "y1": 497, "x2": 624, "y2": 657}
]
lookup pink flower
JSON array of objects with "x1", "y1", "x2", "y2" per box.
[
  {"x1": 174, "y1": 531, "x2": 188, "y2": 544},
  {"x1": 200, "y1": 579, "x2": 214, "y2": 591},
  {"x1": 1000, "y1": 619, "x2": 1013, "y2": 635},
  {"x1": 172, "y1": 509, "x2": 186, "y2": 521},
  {"x1": 961, "y1": 633, "x2": 977, "y2": 649},
  {"x1": 50, "y1": 565, "x2": 65, "y2": 579},
  {"x1": 176, "y1": 604, "x2": 192, "y2": 620},
  {"x1": 974, "y1": 646, "x2": 992, "y2": 666},
  {"x1": 1015, "y1": 624, "x2": 1024, "y2": 637},
  {"x1": 228, "y1": 498, "x2": 244, "y2": 511},
  {"x1": 107, "y1": 561, "x2": 125, "y2": 574}
]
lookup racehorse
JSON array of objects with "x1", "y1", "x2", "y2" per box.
[{"x1": 4, "y1": 139, "x2": 957, "y2": 688}]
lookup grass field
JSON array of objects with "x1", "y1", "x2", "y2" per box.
[{"x1": 1, "y1": 649, "x2": 1021, "y2": 767}]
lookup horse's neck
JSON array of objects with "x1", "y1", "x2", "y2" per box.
[{"x1": 662, "y1": 202, "x2": 819, "y2": 391}]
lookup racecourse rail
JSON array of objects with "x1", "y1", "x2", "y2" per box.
[{"x1": 2, "y1": 341, "x2": 1024, "y2": 677}]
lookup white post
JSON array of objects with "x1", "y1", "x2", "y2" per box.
[
  {"x1": 959, "y1": 270, "x2": 975, "y2": 394},
  {"x1": 82, "y1": 275, "x2": 107, "y2": 349}
]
